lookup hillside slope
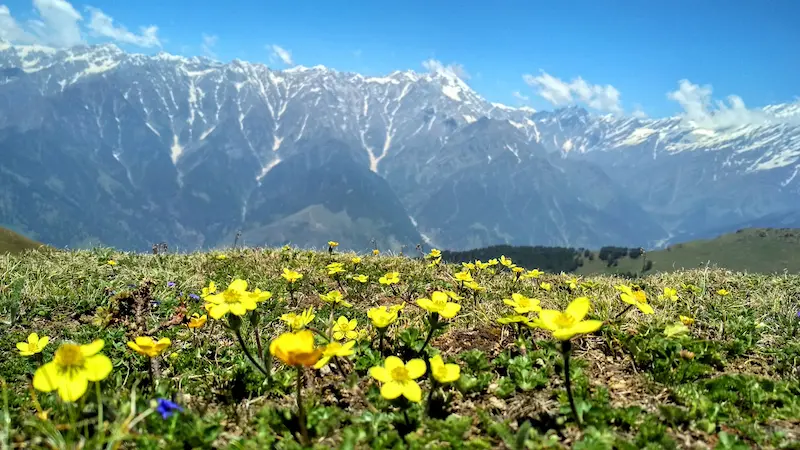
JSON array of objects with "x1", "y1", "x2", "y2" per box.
[{"x1": 0, "y1": 226, "x2": 43, "y2": 254}]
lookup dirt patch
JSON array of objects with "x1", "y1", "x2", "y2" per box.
[{"x1": 433, "y1": 325, "x2": 506, "y2": 357}]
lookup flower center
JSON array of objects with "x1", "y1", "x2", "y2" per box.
[
  {"x1": 634, "y1": 291, "x2": 647, "y2": 304},
  {"x1": 519, "y1": 298, "x2": 531, "y2": 307},
  {"x1": 391, "y1": 366, "x2": 410, "y2": 381},
  {"x1": 223, "y1": 289, "x2": 241, "y2": 304},
  {"x1": 54, "y1": 344, "x2": 85, "y2": 368},
  {"x1": 554, "y1": 313, "x2": 575, "y2": 328}
]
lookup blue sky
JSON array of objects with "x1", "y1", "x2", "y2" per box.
[{"x1": 2, "y1": 0, "x2": 799, "y2": 118}]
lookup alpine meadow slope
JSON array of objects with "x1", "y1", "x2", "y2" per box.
[{"x1": 1, "y1": 43, "x2": 800, "y2": 252}]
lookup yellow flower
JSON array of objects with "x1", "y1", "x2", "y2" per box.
[
  {"x1": 314, "y1": 340, "x2": 356, "y2": 369},
  {"x1": 333, "y1": 316, "x2": 359, "y2": 340},
  {"x1": 680, "y1": 315, "x2": 695, "y2": 326},
  {"x1": 215, "y1": 254, "x2": 227, "y2": 260},
  {"x1": 565, "y1": 278, "x2": 579, "y2": 290},
  {"x1": 444, "y1": 291, "x2": 463, "y2": 301},
  {"x1": 379, "y1": 271, "x2": 400, "y2": 285},
  {"x1": 351, "y1": 257, "x2": 362, "y2": 264},
  {"x1": 369, "y1": 356, "x2": 426, "y2": 402},
  {"x1": 127, "y1": 336, "x2": 171, "y2": 358},
  {"x1": 107, "y1": 260, "x2": 117, "y2": 266},
  {"x1": 372, "y1": 249, "x2": 380, "y2": 255},
  {"x1": 201, "y1": 281, "x2": 217, "y2": 298},
  {"x1": 463, "y1": 281, "x2": 485, "y2": 292},
  {"x1": 429, "y1": 355, "x2": 460, "y2": 384},
  {"x1": 620, "y1": 289, "x2": 654, "y2": 315},
  {"x1": 660, "y1": 287, "x2": 679, "y2": 302},
  {"x1": 428, "y1": 257, "x2": 442, "y2": 267},
  {"x1": 282, "y1": 268, "x2": 303, "y2": 284},
  {"x1": 540, "y1": 282, "x2": 552, "y2": 291},
  {"x1": 512, "y1": 267, "x2": 524, "y2": 274},
  {"x1": 269, "y1": 330, "x2": 322, "y2": 367},
  {"x1": 327, "y1": 262, "x2": 345, "y2": 276},
  {"x1": 500, "y1": 255, "x2": 513, "y2": 267},
  {"x1": 475, "y1": 260, "x2": 490, "y2": 270},
  {"x1": 320, "y1": 290, "x2": 353, "y2": 308},
  {"x1": 487, "y1": 258, "x2": 499, "y2": 266},
  {"x1": 498, "y1": 314, "x2": 531, "y2": 325},
  {"x1": 533, "y1": 297, "x2": 603, "y2": 340},
  {"x1": 664, "y1": 323, "x2": 689, "y2": 338},
  {"x1": 203, "y1": 279, "x2": 257, "y2": 319},
  {"x1": 187, "y1": 314, "x2": 207, "y2": 329},
  {"x1": 388, "y1": 302, "x2": 406, "y2": 314},
  {"x1": 249, "y1": 288, "x2": 273, "y2": 303},
  {"x1": 717, "y1": 289, "x2": 730, "y2": 296},
  {"x1": 461, "y1": 262, "x2": 475, "y2": 271},
  {"x1": 33, "y1": 340, "x2": 112, "y2": 402},
  {"x1": 503, "y1": 293, "x2": 542, "y2": 314},
  {"x1": 368, "y1": 306, "x2": 399, "y2": 329},
  {"x1": 416, "y1": 291, "x2": 461, "y2": 319},
  {"x1": 351, "y1": 274, "x2": 369, "y2": 283},
  {"x1": 524, "y1": 269, "x2": 542, "y2": 279},
  {"x1": 17, "y1": 333, "x2": 50, "y2": 356},
  {"x1": 328, "y1": 241, "x2": 339, "y2": 248},
  {"x1": 427, "y1": 249, "x2": 441, "y2": 258},
  {"x1": 454, "y1": 271, "x2": 473, "y2": 283},
  {"x1": 280, "y1": 307, "x2": 316, "y2": 330}
]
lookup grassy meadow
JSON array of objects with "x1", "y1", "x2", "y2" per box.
[{"x1": 1, "y1": 245, "x2": 799, "y2": 449}]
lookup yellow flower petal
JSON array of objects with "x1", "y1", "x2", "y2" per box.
[
  {"x1": 440, "y1": 302, "x2": 461, "y2": 319},
  {"x1": 80, "y1": 340, "x2": 105, "y2": 357},
  {"x1": 84, "y1": 354, "x2": 113, "y2": 381},
  {"x1": 384, "y1": 356, "x2": 404, "y2": 372},
  {"x1": 565, "y1": 297, "x2": 590, "y2": 321},
  {"x1": 381, "y1": 380, "x2": 404, "y2": 400},
  {"x1": 405, "y1": 359, "x2": 427, "y2": 379},
  {"x1": 402, "y1": 381, "x2": 422, "y2": 402},
  {"x1": 636, "y1": 303, "x2": 655, "y2": 315},
  {"x1": 33, "y1": 362, "x2": 59, "y2": 392},
  {"x1": 369, "y1": 366, "x2": 392, "y2": 383},
  {"x1": 57, "y1": 371, "x2": 89, "y2": 403}
]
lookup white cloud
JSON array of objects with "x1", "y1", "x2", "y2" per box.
[
  {"x1": 29, "y1": 0, "x2": 83, "y2": 47},
  {"x1": 666, "y1": 79, "x2": 786, "y2": 129},
  {"x1": 86, "y1": 7, "x2": 160, "y2": 48},
  {"x1": 523, "y1": 70, "x2": 623, "y2": 114},
  {"x1": 422, "y1": 58, "x2": 470, "y2": 80},
  {"x1": 201, "y1": 33, "x2": 218, "y2": 58},
  {"x1": 632, "y1": 105, "x2": 648, "y2": 119},
  {"x1": 269, "y1": 44, "x2": 293, "y2": 65},
  {"x1": 0, "y1": 5, "x2": 37, "y2": 43},
  {"x1": 512, "y1": 90, "x2": 530, "y2": 103},
  {"x1": 0, "y1": 1, "x2": 161, "y2": 48}
]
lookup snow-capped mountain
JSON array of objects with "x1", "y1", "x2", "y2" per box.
[{"x1": 0, "y1": 42, "x2": 798, "y2": 251}]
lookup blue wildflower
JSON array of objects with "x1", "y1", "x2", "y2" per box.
[
  {"x1": 189, "y1": 293, "x2": 200, "y2": 300},
  {"x1": 167, "y1": 281, "x2": 176, "y2": 288},
  {"x1": 156, "y1": 398, "x2": 184, "y2": 419}
]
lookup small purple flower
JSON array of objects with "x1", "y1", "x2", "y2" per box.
[
  {"x1": 155, "y1": 398, "x2": 183, "y2": 419},
  {"x1": 167, "y1": 281, "x2": 176, "y2": 288},
  {"x1": 189, "y1": 293, "x2": 200, "y2": 300},
  {"x1": 796, "y1": 310, "x2": 800, "y2": 319}
]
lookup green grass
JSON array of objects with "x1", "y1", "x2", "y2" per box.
[
  {"x1": 0, "y1": 227, "x2": 44, "y2": 255},
  {"x1": 577, "y1": 228, "x2": 800, "y2": 276},
  {"x1": 1, "y1": 247, "x2": 799, "y2": 449}
]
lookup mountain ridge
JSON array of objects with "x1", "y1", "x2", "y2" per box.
[{"x1": 1, "y1": 41, "x2": 799, "y2": 252}]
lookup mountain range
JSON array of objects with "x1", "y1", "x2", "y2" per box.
[{"x1": 1, "y1": 41, "x2": 799, "y2": 252}]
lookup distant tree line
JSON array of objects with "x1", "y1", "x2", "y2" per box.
[{"x1": 441, "y1": 245, "x2": 583, "y2": 273}]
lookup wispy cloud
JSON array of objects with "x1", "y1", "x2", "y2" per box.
[
  {"x1": 201, "y1": 33, "x2": 218, "y2": 58},
  {"x1": 512, "y1": 90, "x2": 530, "y2": 103},
  {"x1": 523, "y1": 70, "x2": 623, "y2": 114},
  {"x1": 86, "y1": 7, "x2": 160, "y2": 48},
  {"x1": 666, "y1": 79, "x2": 798, "y2": 129},
  {"x1": 422, "y1": 58, "x2": 470, "y2": 80},
  {"x1": 268, "y1": 44, "x2": 293, "y2": 65},
  {"x1": 0, "y1": 0, "x2": 161, "y2": 48}
]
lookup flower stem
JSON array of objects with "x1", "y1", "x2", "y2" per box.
[
  {"x1": 254, "y1": 327, "x2": 265, "y2": 363},
  {"x1": 96, "y1": 382, "x2": 104, "y2": 436},
  {"x1": 296, "y1": 367, "x2": 310, "y2": 446},
  {"x1": 561, "y1": 340, "x2": 582, "y2": 427},
  {"x1": 378, "y1": 329, "x2": 386, "y2": 356},
  {"x1": 417, "y1": 314, "x2": 439, "y2": 356},
  {"x1": 612, "y1": 304, "x2": 634, "y2": 321},
  {"x1": 234, "y1": 328, "x2": 270, "y2": 377}
]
